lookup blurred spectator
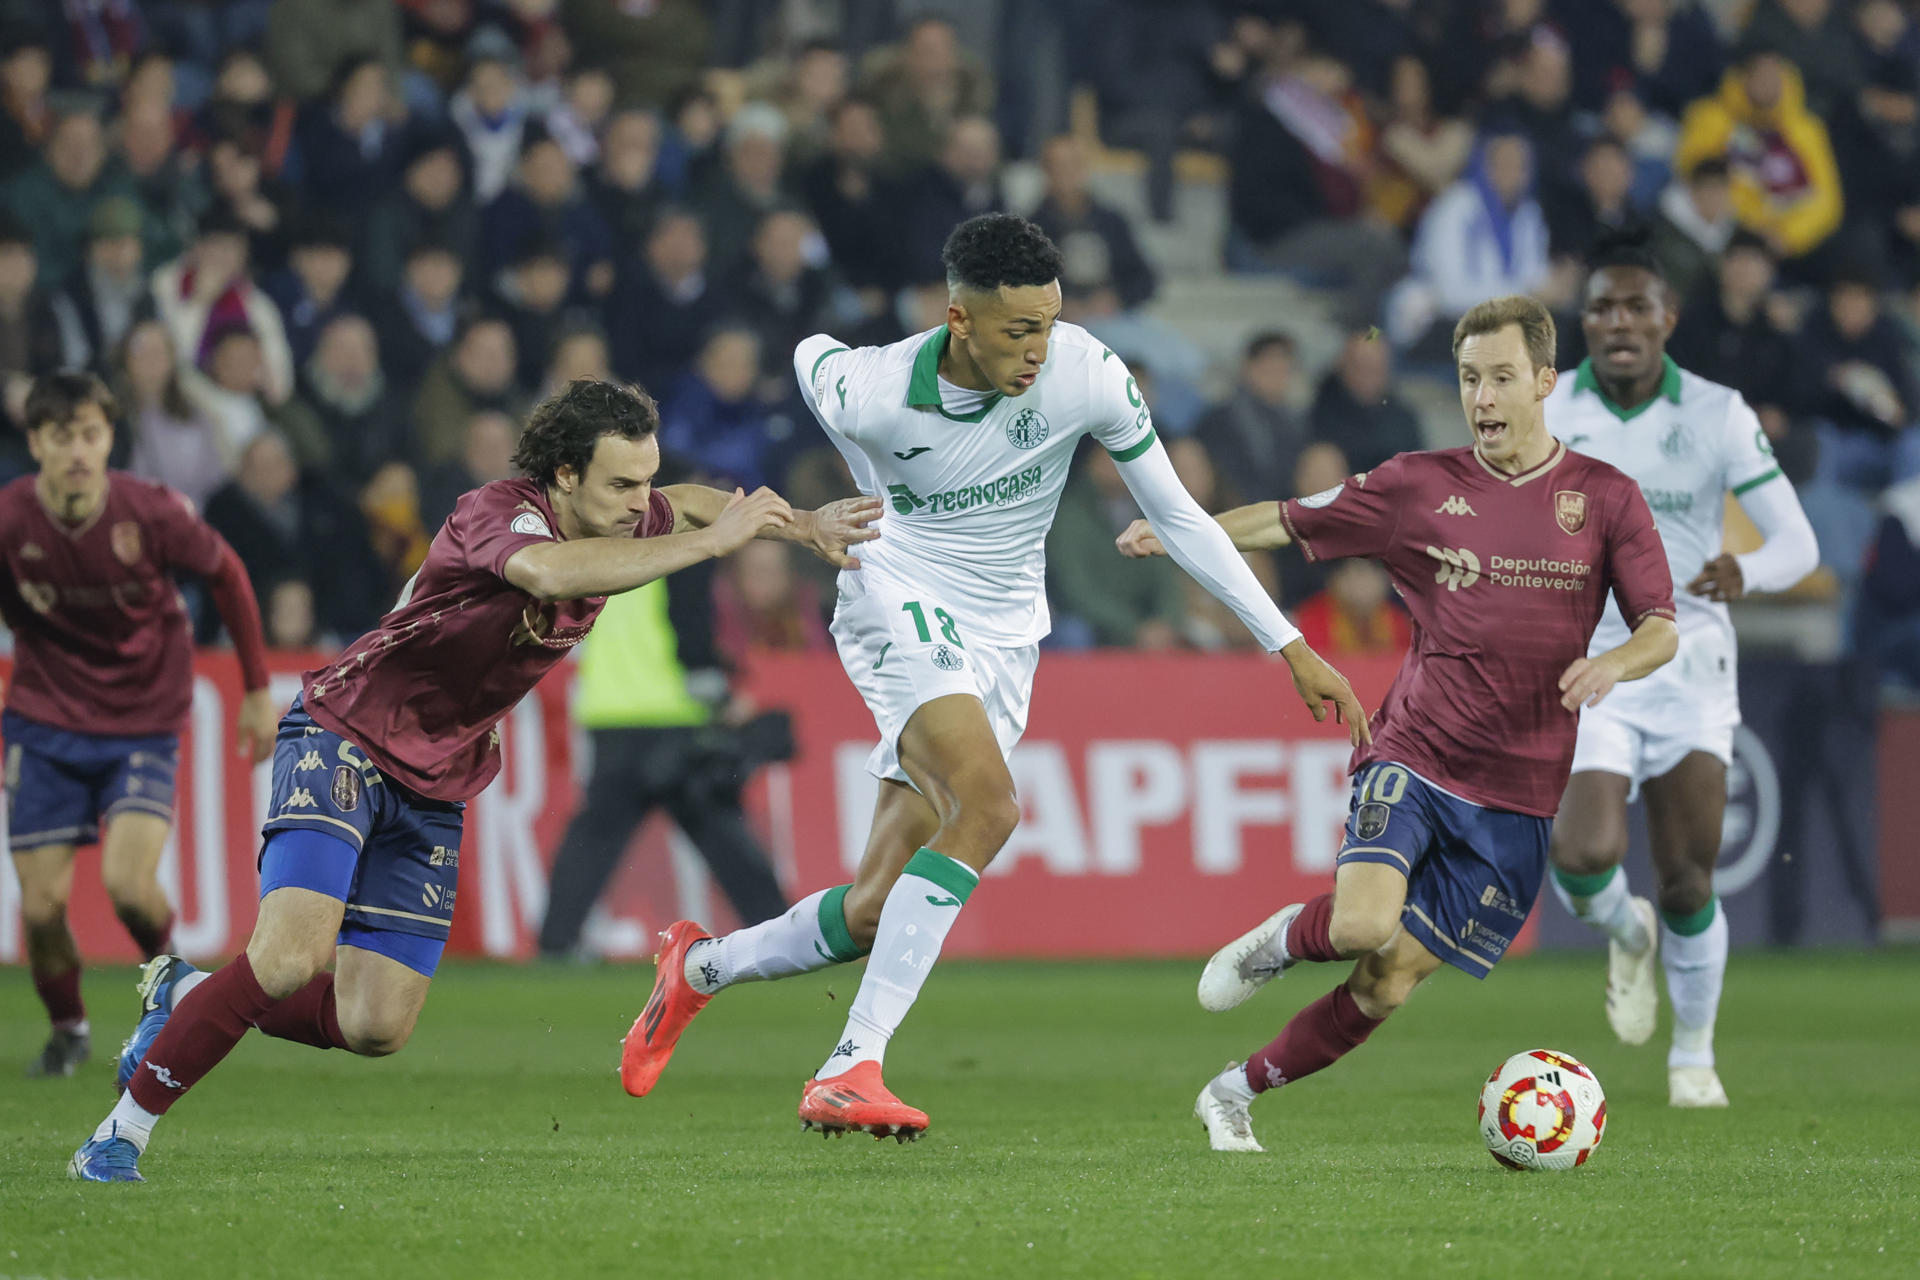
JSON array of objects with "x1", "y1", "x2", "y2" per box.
[
  {"x1": 546, "y1": 66, "x2": 618, "y2": 167},
  {"x1": 543, "y1": 325, "x2": 612, "y2": 395},
  {"x1": 1547, "y1": 137, "x2": 1637, "y2": 260},
  {"x1": 656, "y1": 83, "x2": 721, "y2": 193},
  {"x1": 861, "y1": 16, "x2": 992, "y2": 177},
  {"x1": 1563, "y1": 0, "x2": 1725, "y2": 118},
  {"x1": 1487, "y1": 27, "x2": 1582, "y2": 220},
  {"x1": 1673, "y1": 51, "x2": 1843, "y2": 268},
  {"x1": 798, "y1": 95, "x2": 908, "y2": 295},
  {"x1": 1029, "y1": 135, "x2": 1155, "y2": 315},
  {"x1": 713, "y1": 539, "x2": 831, "y2": 654},
  {"x1": 360, "y1": 458, "x2": 431, "y2": 586},
  {"x1": 117, "y1": 318, "x2": 228, "y2": 508},
  {"x1": 118, "y1": 100, "x2": 206, "y2": 268},
  {"x1": 420, "y1": 407, "x2": 518, "y2": 531},
  {"x1": 585, "y1": 108, "x2": 665, "y2": 250},
  {"x1": 1389, "y1": 132, "x2": 1555, "y2": 353},
  {"x1": 1740, "y1": 0, "x2": 1861, "y2": 118},
  {"x1": 0, "y1": 27, "x2": 53, "y2": 182},
  {"x1": 728, "y1": 206, "x2": 835, "y2": 376},
  {"x1": 152, "y1": 207, "x2": 295, "y2": 405},
  {"x1": 298, "y1": 57, "x2": 406, "y2": 217},
  {"x1": 265, "y1": 214, "x2": 356, "y2": 366},
  {"x1": 204, "y1": 133, "x2": 292, "y2": 269},
  {"x1": 1669, "y1": 232, "x2": 1802, "y2": 462},
  {"x1": 1799, "y1": 270, "x2": 1920, "y2": 488},
  {"x1": 378, "y1": 238, "x2": 464, "y2": 386},
  {"x1": 906, "y1": 115, "x2": 1003, "y2": 282},
  {"x1": 203, "y1": 430, "x2": 385, "y2": 639},
  {"x1": 449, "y1": 42, "x2": 532, "y2": 204},
  {"x1": 494, "y1": 239, "x2": 578, "y2": 387},
  {"x1": 1046, "y1": 445, "x2": 1184, "y2": 649},
  {"x1": 1828, "y1": 0, "x2": 1920, "y2": 252},
  {"x1": 606, "y1": 207, "x2": 726, "y2": 396},
  {"x1": 748, "y1": 38, "x2": 848, "y2": 168},
  {"x1": 52, "y1": 196, "x2": 155, "y2": 373},
  {"x1": 1194, "y1": 332, "x2": 1309, "y2": 508},
  {"x1": 6, "y1": 109, "x2": 137, "y2": 291},
  {"x1": 1164, "y1": 433, "x2": 1280, "y2": 651},
  {"x1": 398, "y1": 0, "x2": 480, "y2": 94},
  {"x1": 1651, "y1": 156, "x2": 1737, "y2": 306},
  {"x1": 1369, "y1": 55, "x2": 1473, "y2": 233},
  {"x1": 659, "y1": 326, "x2": 795, "y2": 492},
  {"x1": 55, "y1": 0, "x2": 145, "y2": 92},
  {"x1": 1600, "y1": 87, "x2": 1679, "y2": 208},
  {"x1": 1082, "y1": 0, "x2": 1223, "y2": 222},
  {"x1": 481, "y1": 124, "x2": 615, "y2": 295},
  {"x1": 180, "y1": 325, "x2": 290, "y2": 469},
  {"x1": 1294, "y1": 560, "x2": 1411, "y2": 661},
  {"x1": 694, "y1": 101, "x2": 792, "y2": 276},
  {"x1": 265, "y1": 0, "x2": 406, "y2": 105},
  {"x1": 562, "y1": 0, "x2": 709, "y2": 110},
  {"x1": 502, "y1": 0, "x2": 574, "y2": 98},
  {"x1": 361, "y1": 125, "x2": 478, "y2": 296},
  {"x1": 0, "y1": 212, "x2": 64, "y2": 379},
  {"x1": 411, "y1": 313, "x2": 530, "y2": 464},
  {"x1": 263, "y1": 576, "x2": 319, "y2": 650},
  {"x1": 191, "y1": 47, "x2": 298, "y2": 184},
  {"x1": 1273, "y1": 440, "x2": 1350, "y2": 607},
  {"x1": 1311, "y1": 331, "x2": 1424, "y2": 474},
  {"x1": 1854, "y1": 476, "x2": 1920, "y2": 691},
  {"x1": 278, "y1": 312, "x2": 406, "y2": 486}
]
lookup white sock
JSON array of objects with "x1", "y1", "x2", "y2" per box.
[
  {"x1": 94, "y1": 1092, "x2": 160, "y2": 1152},
  {"x1": 816, "y1": 848, "x2": 978, "y2": 1080},
  {"x1": 686, "y1": 886, "x2": 864, "y2": 995},
  {"x1": 1663, "y1": 899, "x2": 1728, "y2": 1070},
  {"x1": 1211, "y1": 1063, "x2": 1257, "y2": 1105},
  {"x1": 175, "y1": 970, "x2": 211, "y2": 1002},
  {"x1": 56, "y1": 1017, "x2": 91, "y2": 1036},
  {"x1": 1550, "y1": 866, "x2": 1650, "y2": 953}
]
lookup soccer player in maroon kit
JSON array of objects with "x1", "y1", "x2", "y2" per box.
[
  {"x1": 1, "y1": 372, "x2": 275, "y2": 1079},
  {"x1": 1120, "y1": 296, "x2": 1680, "y2": 1152},
  {"x1": 71, "y1": 378, "x2": 881, "y2": 1181}
]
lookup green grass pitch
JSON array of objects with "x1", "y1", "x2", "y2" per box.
[{"x1": 4, "y1": 950, "x2": 1915, "y2": 1279}]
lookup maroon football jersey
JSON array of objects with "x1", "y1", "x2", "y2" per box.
[
  {"x1": 302, "y1": 477, "x2": 676, "y2": 802},
  {"x1": 1280, "y1": 442, "x2": 1674, "y2": 817},
  {"x1": 0, "y1": 473, "x2": 238, "y2": 736}
]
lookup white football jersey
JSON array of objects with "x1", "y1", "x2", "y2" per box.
[
  {"x1": 1546, "y1": 356, "x2": 1783, "y2": 659},
  {"x1": 795, "y1": 322, "x2": 1155, "y2": 647}
]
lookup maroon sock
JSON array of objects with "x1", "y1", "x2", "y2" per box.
[
  {"x1": 252, "y1": 974, "x2": 349, "y2": 1050},
  {"x1": 1284, "y1": 893, "x2": 1341, "y2": 963},
  {"x1": 116, "y1": 906, "x2": 175, "y2": 960},
  {"x1": 1243, "y1": 983, "x2": 1385, "y2": 1094},
  {"x1": 126, "y1": 954, "x2": 277, "y2": 1115},
  {"x1": 32, "y1": 962, "x2": 85, "y2": 1029}
]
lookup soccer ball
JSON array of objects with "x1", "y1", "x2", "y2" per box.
[{"x1": 1478, "y1": 1049, "x2": 1607, "y2": 1171}]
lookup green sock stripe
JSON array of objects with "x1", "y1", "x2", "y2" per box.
[
  {"x1": 816, "y1": 884, "x2": 865, "y2": 961},
  {"x1": 904, "y1": 847, "x2": 978, "y2": 903},
  {"x1": 1551, "y1": 866, "x2": 1618, "y2": 898},
  {"x1": 1661, "y1": 897, "x2": 1718, "y2": 937}
]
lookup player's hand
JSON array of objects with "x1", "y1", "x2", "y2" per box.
[
  {"x1": 808, "y1": 495, "x2": 883, "y2": 569},
  {"x1": 1558, "y1": 654, "x2": 1626, "y2": 712},
  {"x1": 1116, "y1": 519, "x2": 1166, "y2": 558},
  {"x1": 707, "y1": 486, "x2": 793, "y2": 555},
  {"x1": 236, "y1": 688, "x2": 277, "y2": 764},
  {"x1": 1281, "y1": 640, "x2": 1371, "y2": 748},
  {"x1": 1685, "y1": 553, "x2": 1745, "y2": 603}
]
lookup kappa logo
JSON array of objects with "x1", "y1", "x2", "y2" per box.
[
  {"x1": 1263, "y1": 1063, "x2": 1289, "y2": 1089},
  {"x1": 144, "y1": 1060, "x2": 183, "y2": 1090},
  {"x1": 18, "y1": 581, "x2": 55, "y2": 613},
  {"x1": 294, "y1": 750, "x2": 325, "y2": 773},
  {"x1": 1434, "y1": 495, "x2": 1478, "y2": 517},
  {"x1": 1424, "y1": 545, "x2": 1481, "y2": 591},
  {"x1": 283, "y1": 787, "x2": 318, "y2": 809}
]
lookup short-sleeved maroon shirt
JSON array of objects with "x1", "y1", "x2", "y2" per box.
[
  {"x1": 0, "y1": 473, "x2": 234, "y2": 736},
  {"x1": 1281, "y1": 442, "x2": 1674, "y2": 817},
  {"x1": 302, "y1": 477, "x2": 676, "y2": 801}
]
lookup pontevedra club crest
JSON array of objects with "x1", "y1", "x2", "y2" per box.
[
  {"x1": 1554, "y1": 490, "x2": 1587, "y2": 536},
  {"x1": 110, "y1": 521, "x2": 142, "y2": 565}
]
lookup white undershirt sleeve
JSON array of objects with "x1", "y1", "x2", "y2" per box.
[
  {"x1": 1113, "y1": 438, "x2": 1302, "y2": 653},
  {"x1": 1732, "y1": 475, "x2": 1820, "y2": 594}
]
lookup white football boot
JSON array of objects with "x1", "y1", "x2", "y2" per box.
[
  {"x1": 1197, "y1": 903, "x2": 1301, "y2": 1013},
  {"x1": 1669, "y1": 1065, "x2": 1730, "y2": 1108},
  {"x1": 1605, "y1": 896, "x2": 1660, "y2": 1046},
  {"x1": 1194, "y1": 1068, "x2": 1264, "y2": 1153}
]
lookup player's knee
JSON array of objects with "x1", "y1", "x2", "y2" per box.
[
  {"x1": 339, "y1": 1011, "x2": 413, "y2": 1058},
  {"x1": 1349, "y1": 967, "x2": 1418, "y2": 1019},
  {"x1": 1328, "y1": 908, "x2": 1396, "y2": 958},
  {"x1": 99, "y1": 861, "x2": 159, "y2": 911},
  {"x1": 245, "y1": 937, "x2": 333, "y2": 1001},
  {"x1": 17, "y1": 886, "x2": 67, "y2": 929},
  {"x1": 949, "y1": 783, "x2": 1020, "y2": 852},
  {"x1": 1547, "y1": 827, "x2": 1624, "y2": 879},
  {"x1": 1656, "y1": 867, "x2": 1713, "y2": 919}
]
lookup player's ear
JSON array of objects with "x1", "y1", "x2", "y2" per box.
[
  {"x1": 1536, "y1": 364, "x2": 1557, "y2": 400},
  {"x1": 945, "y1": 297, "x2": 970, "y2": 341},
  {"x1": 553, "y1": 463, "x2": 577, "y2": 494}
]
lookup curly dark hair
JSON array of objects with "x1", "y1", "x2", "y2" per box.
[
  {"x1": 24, "y1": 370, "x2": 119, "y2": 434},
  {"x1": 511, "y1": 378, "x2": 659, "y2": 486},
  {"x1": 941, "y1": 213, "x2": 1064, "y2": 293},
  {"x1": 1585, "y1": 224, "x2": 1665, "y2": 282}
]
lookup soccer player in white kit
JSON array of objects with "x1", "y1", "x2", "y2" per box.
[
  {"x1": 621, "y1": 213, "x2": 1369, "y2": 1138},
  {"x1": 1544, "y1": 230, "x2": 1819, "y2": 1108}
]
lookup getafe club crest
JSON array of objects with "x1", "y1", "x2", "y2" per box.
[
  {"x1": 110, "y1": 521, "x2": 142, "y2": 566},
  {"x1": 1554, "y1": 490, "x2": 1587, "y2": 535},
  {"x1": 1006, "y1": 407, "x2": 1048, "y2": 450}
]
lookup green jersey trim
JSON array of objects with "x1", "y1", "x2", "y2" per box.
[
  {"x1": 1570, "y1": 355, "x2": 1683, "y2": 422},
  {"x1": 1730, "y1": 467, "x2": 1783, "y2": 497},
  {"x1": 906, "y1": 327, "x2": 1004, "y2": 422},
  {"x1": 1107, "y1": 428, "x2": 1158, "y2": 462},
  {"x1": 809, "y1": 346, "x2": 848, "y2": 384}
]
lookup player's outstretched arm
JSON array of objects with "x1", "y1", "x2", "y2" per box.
[
  {"x1": 1557, "y1": 615, "x2": 1679, "y2": 711},
  {"x1": 505, "y1": 488, "x2": 793, "y2": 601},
  {"x1": 198, "y1": 531, "x2": 276, "y2": 763},
  {"x1": 662, "y1": 483, "x2": 882, "y2": 568},
  {"x1": 1115, "y1": 502, "x2": 1290, "y2": 559}
]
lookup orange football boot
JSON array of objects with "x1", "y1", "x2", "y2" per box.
[
  {"x1": 620, "y1": 921, "x2": 713, "y2": 1097},
  {"x1": 797, "y1": 1060, "x2": 929, "y2": 1142}
]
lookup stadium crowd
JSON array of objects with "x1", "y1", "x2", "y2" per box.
[{"x1": 0, "y1": 0, "x2": 1912, "y2": 683}]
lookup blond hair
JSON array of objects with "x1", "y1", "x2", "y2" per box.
[{"x1": 1452, "y1": 295, "x2": 1557, "y2": 373}]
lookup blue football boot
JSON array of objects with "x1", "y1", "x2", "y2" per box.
[
  {"x1": 69, "y1": 1122, "x2": 145, "y2": 1182},
  {"x1": 116, "y1": 955, "x2": 200, "y2": 1095}
]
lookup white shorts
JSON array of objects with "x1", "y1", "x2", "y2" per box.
[
  {"x1": 830, "y1": 573, "x2": 1040, "y2": 784},
  {"x1": 1570, "y1": 628, "x2": 1740, "y2": 798}
]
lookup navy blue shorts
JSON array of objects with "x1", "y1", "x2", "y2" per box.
[
  {"x1": 1334, "y1": 761, "x2": 1548, "y2": 979},
  {"x1": 2, "y1": 709, "x2": 179, "y2": 850},
  {"x1": 259, "y1": 701, "x2": 464, "y2": 961}
]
